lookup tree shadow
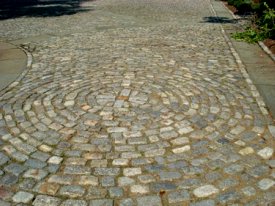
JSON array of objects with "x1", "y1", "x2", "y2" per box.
[
  {"x1": 0, "y1": 0, "x2": 93, "y2": 20},
  {"x1": 202, "y1": 16, "x2": 239, "y2": 24}
]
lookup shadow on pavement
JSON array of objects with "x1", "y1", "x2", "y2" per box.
[
  {"x1": 202, "y1": 16, "x2": 239, "y2": 24},
  {"x1": 0, "y1": 0, "x2": 92, "y2": 20}
]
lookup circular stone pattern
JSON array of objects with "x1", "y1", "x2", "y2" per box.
[{"x1": 0, "y1": 13, "x2": 274, "y2": 205}]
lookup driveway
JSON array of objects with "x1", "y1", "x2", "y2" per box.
[{"x1": 0, "y1": 0, "x2": 274, "y2": 205}]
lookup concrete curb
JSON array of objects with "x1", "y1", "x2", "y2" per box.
[
  {"x1": 258, "y1": 41, "x2": 275, "y2": 62},
  {"x1": 209, "y1": 0, "x2": 271, "y2": 118}
]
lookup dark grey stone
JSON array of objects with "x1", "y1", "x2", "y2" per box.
[
  {"x1": 24, "y1": 159, "x2": 47, "y2": 169},
  {"x1": 87, "y1": 187, "x2": 107, "y2": 199},
  {"x1": 33, "y1": 195, "x2": 61, "y2": 206},
  {"x1": 190, "y1": 200, "x2": 216, "y2": 206},
  {"x1": 119, "y1": 198, "x2": 134, "y2": 206},
  {"x1": 64, "y1": 165, "x2": 91, "y2": 175},
  {"x1": 159, "y1": 171, "x2": 181, "y2": 181},
  {"x1": 205, "y1": 172, "x2": 222, "y2": 183},
  {"x1": 168, "y1": 189, "x2": 190, "y2": 203},
  {"x1": 217, "y1": 191, "x2": 241, "y2": 204},
  {"x1": 89, "y1": 199, "x2": 113, "y2": 206},
  {"x1": 4, "y1": 163, "x2": 27, "y2": 176},
  {"x1": 0, "y1": 152, "x2": 9, "y2": 166},
  {"x1": 177, "y1": 178, "x2": 201, "y2": 189},
  {"x1": 108, "y1": 187, "x2": 123, "y2": 198},
  {"x1": 19, "y1": 178, "x2": 36, "y2": 190},
  {"x1": 137, "y1": 195, "x2": 162, "y2": 206},
  {"x1": 0, "y1": 174, "x2": 18, "y2": 185},
  {"x1": 94, "y1": 168, "x2": 120, "y2": 176},
  {"x1": 31, "y1": 151, "x2": 50, "y2": 162},
  {"x1": 218, "y1": 178, "x2": 238, "y2": 190},
  {"x1": 224, "y1": 164, "x2": 244, "y2": 175},
  {"x1": 47, "y1": 164, "x2": 60, "y2": 173},
  {"x1": 150, "y1": 182, "x2": 177, "y2": 192},
  {"x1": 167, "y1": 161, "x2": 188, "y2": 169},
  {"x1": 102, "y1": 176, "x2": 115, "y2": 187},
  {"x1": 61, "y1": 199, "x2": 88, "y2": 206},
  {"x1": 247, "y1": 165, "x2": 269, "y2": 178},
  {"x1": 0, "y1": 200, "x2": 11, "y2": 206},
  {"x1": 216, "y1": 138, "x2": 230, "y2": 144},
  {"x1": 145, "y1": 165, "x2": 164, "y2": 173}
]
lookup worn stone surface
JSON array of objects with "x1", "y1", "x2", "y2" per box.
[
  {"x1": 257, "y1": 147, "x2": 274, "y2": 159},
  {"x1": 61, "y1": 200, "x2": 88, "y2": 206},
  {"x1": 32, "y1": 195, "x2": 61, "y2": 206},
  {"x1": 0, "y1": 0, "x2": 274, "y2": 205},
  {"x1": 12, "y1": 191, "x2": 34, "y2": 203},
  {"x1": 190, "y1": 200, "x2": 215, "y2": 206},
  {"x1": 257, "y1": 178, "x2": 275, "y2": 190},
  {"x1": 193, "y1": 185, "x2": 219, "y2": 198},
  {"x1": 89, "y1": 199, "x2": 113, "y2": 206},
  {"x1": 137, "y1": 195, "x2": 162, "y2": 206}
]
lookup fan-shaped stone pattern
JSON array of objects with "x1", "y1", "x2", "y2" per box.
[{"x1": 0, "y1": 0, "x2": 274, "y2": 205}]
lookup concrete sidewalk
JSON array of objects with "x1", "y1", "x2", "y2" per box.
[
  {"x1": 0, "y1": 42, "x2": 27, "y2": 90},
  {"x1": 211, "y1": 0, "x2": 275, "y2": 120}
]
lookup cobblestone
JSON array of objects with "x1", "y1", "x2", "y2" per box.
[
  {"x1": 242, "y1": 186, "x2": 256, "y2": 197},
  {"x1": 0, "y1": 152, "x2": 10, "y2": 165},
  {"x1": 61, "y1": 200, "x2": 88, "y2": 206},
  {"x1": 23, "y1": 169, "x2": 48, "y2": 180},
  {"x1": 168, "y1": 189, "x2": 190, "y2": 203},
  {"x1": 0, "y1": 174, "x2": 18, "y2": 185},
  {"x1": 108, "y1": 187, "x2": 123, "y2": 197},
  {"x1": 33, "y1": 195, "x2": 61, "y2": 206},
  {"x1": 59, "y1": 185, "x2": 85, "y2": 197},
  {"x1": 0, "y1": 200, "x2": 11, "y2": 206},
  {"x1": 257, "y1": 147, "x2": 274, "y2": 159},
  {"x1": 12, "y1": 191, "x2": 34, "y2": 203},
  {"x1": 89, "y1": 199, "x2": 113, "y2": 206},
  {"x1": 217, "y1": 191, "x2": 241, "y2": 204},
  {"x1": 257, "y1": 178, "x2": 275, "y2": 190},
  {"x1": 0, "y1": 0, "x2": 274, "y2": 204},
  {"x1": 193, "y1": 185, "x2": 219, "y2": 198},
  {"x1": 119, "y1": 198, "x2": 134, "y2": 206},
  {"x1": 137, "y1": 195, "x2": 162, "y2": 206},
  {"x1": 190, "y1": 200, "x2": 215, "y2": 206},
  {"x1": 4, "y1": 163, "x2": 27, "y2": 176}
]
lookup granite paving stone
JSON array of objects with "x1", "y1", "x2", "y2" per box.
[
  {"x1": 190, "y1": 200, "x2": 216, "y2": 206},
  {"x1": 59, "y1": 185, "x2": 86, "y2": 198},
  {"x1": 242, "y1": 186, "x2": 256, "y2": 197},
  {"x1": 193, "y1": 185, "x2": 219, "y2": 198},
  {"x1": 32, "y1": 195, "x2": 61, "y2": 206},
  {"x1": 168, "y1": 189, "x2": 190, "y2": 203},
  {"x1": 137, "y1": 195, "x2": 162, "y2": 206},
  {"x1": 89, "y1": 199, "x2": 113, "y2": 206},
  {"x1": 0, "y1": 0, "x2": 274, "y2": 204},
  {"x1": 0, "y1": 152, "x2": 10, "y2": 165},
  {"x1": 257, "y1": 178, "x2": 275, "y2": 190},
  {"x1": 61, "y1": 199, "x2": 88, "y2": 206},
  {"x1": 0, "y1": 200, "x2": 11, "y2": 206},
  {"x1": 12, "y1": 191, "x2": 34, "y2": 203},
  {"x1": 119, "y1": 198, "x2": 134, "y2": 206}
]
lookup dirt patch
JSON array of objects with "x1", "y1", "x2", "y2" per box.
[
  {"x1": 221, "y1": 0, "x2": 238, "y2": 14},
  {"x1": 263, "y1": 39, "x2": 275, "y2": 54}
]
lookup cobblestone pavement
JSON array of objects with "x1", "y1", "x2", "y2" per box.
[{"x1": 0, "y1": 0, "x2": 274, "y2": 205}]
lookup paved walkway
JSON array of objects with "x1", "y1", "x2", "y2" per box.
[
  {"x1": 0, "y1": 42, "x2": 27, "y2": 91},
  {"x1": 0, "y1": 0, "x2": 274, "y2": 205}
]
